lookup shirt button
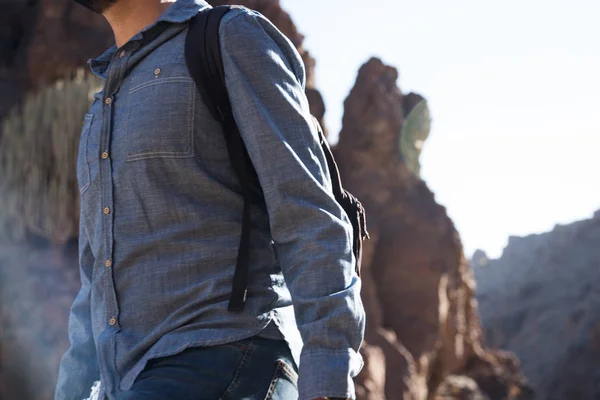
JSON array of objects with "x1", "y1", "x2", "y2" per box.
[
  {"x1": 105, "y1": 97, "x2": 112, "y2": 105},
  {"x1": 154, "y1": 67, "x2": 161, "y2": 76},
  {"x1": 101, "y1": 152, "x2": 109, "y2": 159},
  {"x1": 103, "y1": 207, "x2": 111, "y2": 215},
  {"x1": 119, "y1": 50, "x2": 126, "y2": 58},
  {"x1": 109, "y1": 317, "x2": 117, "y2": 326},
  {"x1": 105, "y1": 259, "x2": 112, "y2": 268}
]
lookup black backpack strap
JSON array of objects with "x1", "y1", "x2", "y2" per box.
[
  {"x1": 312, "y1": 117, "x2": 369, "y2": 276},
  {"x1": 313, "y1": 117, "x2": 344, "y2": 199},
  {"x1": 185, "y1": 6, "x2": 255, "y2": 312}
]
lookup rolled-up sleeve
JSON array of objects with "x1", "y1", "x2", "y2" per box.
[
  {"x1": 219, "y1": 9, "x2": 365, "y2": 400},
  {"x1": 55, "y1": 213, "x2": 99, "y2": 400}
]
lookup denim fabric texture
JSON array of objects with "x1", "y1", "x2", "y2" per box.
[
  {"x1": 55, "y1": 1, "x2": 365, "y2": 399},
  {"x1": 116, "y1": 337, "x2": 298, "y2": 400}
]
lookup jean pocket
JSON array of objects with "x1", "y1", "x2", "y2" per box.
[
  {"x1": 125, "y1": 63, "x2": 195, "y2": 162},
  {"x1": 77, "y1": 113, "x2": 94, "y2": 194},
  {"x1": 264, "y1": 359, "x2": 299, "y2": 400}
]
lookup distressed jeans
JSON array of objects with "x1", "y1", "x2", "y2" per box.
[{"x1": 116, "y1": 337, "x2": 299, "y2": 400}]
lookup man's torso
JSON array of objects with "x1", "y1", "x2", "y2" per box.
[{"x1": 79, "y1": 2, "x2": 302, "y2": 396}]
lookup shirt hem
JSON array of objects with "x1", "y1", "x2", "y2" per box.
[{"x1": 118, "y1": 318, "x2": 274, "y2": 392}]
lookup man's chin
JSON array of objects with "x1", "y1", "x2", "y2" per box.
[{"x1": 74, "y1": 0, "x2": 118, "y2": 14}]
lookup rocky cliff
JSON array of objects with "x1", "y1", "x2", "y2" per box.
[
  {"x1": 0, "y1": 1, "x2": 531, "y2": 399},
  {"x1": 0, "y1": 0, "x2": 112, "y2": 125},
  {"x1": 332, "y1": 57, "x2": 530, "y2": 400},
  {"x1": 475, "y1": 210, "x2": 600, "y2": 400}
]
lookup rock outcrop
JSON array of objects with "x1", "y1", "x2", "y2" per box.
[
  {"x1": 0, "y1": 0, "x2": 112, "y2": 124},
  {"x1": 0, "y1": 1, "x2": 532, "y2": 399},
  {"x1": 333, "y1": 57, "x2": 531, "y2": 400},
  {"x1": 475, "y1": 211, "x2": 600, "y2": 400}
]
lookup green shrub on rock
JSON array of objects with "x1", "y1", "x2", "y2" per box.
[
  {"x1": 0, "y1": 69, "x2": 102, "y2": 244},
  {"x1": 400, "y1": 98, "x2": 431, "y2": 177}
]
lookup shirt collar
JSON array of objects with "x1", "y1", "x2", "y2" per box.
[
  {"x1": 88, "y1": 0, "x2": 210, "y2": 78},
  {"x1": 153, "y1": 0, "x2": 210, "y2": 25}
]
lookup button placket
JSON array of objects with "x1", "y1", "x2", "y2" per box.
[{"x1": 97, "y1": 49, "x2": 126, "y2": 380}]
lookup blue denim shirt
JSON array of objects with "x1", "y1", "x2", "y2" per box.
[{"x1": 55, "y1": 1, "x2": 364, "y2": 399}]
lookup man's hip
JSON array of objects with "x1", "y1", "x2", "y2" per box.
[{"x1": 116, "y1": 336, "x2": 298, "y2": 400}]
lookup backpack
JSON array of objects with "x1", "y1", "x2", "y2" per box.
[{"x1": 184, "y1": 5, "x2": 369, "y2": 312}]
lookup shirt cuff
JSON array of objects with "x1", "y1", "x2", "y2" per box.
[{"x1": 298, "y1": 349, "x2": 364, "y2": 400}]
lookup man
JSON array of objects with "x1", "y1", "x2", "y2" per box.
[{"x1": 55, "y1": 0, "x2": 365, "y2": 399}]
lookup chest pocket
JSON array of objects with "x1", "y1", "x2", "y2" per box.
[
  {"x1": 77, "y1": 113, "x2": 94, "y2": 194},
  {"x1": 125, "y1": 63, "x2": 196, "y2": 162}
]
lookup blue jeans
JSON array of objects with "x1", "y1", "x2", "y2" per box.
[{"x1": 116, "y1": 337, "x2": 299, "y2": 400}]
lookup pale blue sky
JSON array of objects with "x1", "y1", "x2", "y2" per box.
[{"x1": 281, "y1": 0, "x2": 600, "y2": 258}]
